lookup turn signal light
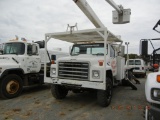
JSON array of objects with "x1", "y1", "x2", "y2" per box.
[
  {"x1": 98, "y1": 60, "x2": 104, "y2": 66},
  {"x1": 51, "y1": 60, "x2": 55, "y2": 64},
  {"x1": 153, "y1": 64, "x2": 159, "y2": 69},
  {"x1": 157, "y1": 75, "x2": 160, "y2": 83}
]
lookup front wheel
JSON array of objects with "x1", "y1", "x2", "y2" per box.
[
  {"x1": 0, "y1": 74, "x2": 23, "y2": 99},
  {"x1": 97, "y1": 77, "x2": 112, "y2": 107},
  {"x1": 51, "y1": 84, "x2": 68, "y2": 99}
]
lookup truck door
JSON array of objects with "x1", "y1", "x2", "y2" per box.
[
  {"x1": 25, "y1": 44, "x2": 41, "y2": 73},
  {"x1": 109, "y1": 45, "x2": 117, "y2": 76}
]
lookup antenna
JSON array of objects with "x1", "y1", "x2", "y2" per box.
[{"x1": 66, "y1": 23, "x2": 78, "y2": 34}]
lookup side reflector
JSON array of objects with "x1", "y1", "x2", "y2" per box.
[{"x1": 98, "y1": 60, "x2": 104, "y2": 66}]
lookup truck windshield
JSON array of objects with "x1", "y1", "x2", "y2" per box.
[
  {"x1": 128, "y1": 60, "x2": 134, "y2": 65},
  {"x1": 71, "y1": 43, "x2": 108, "y2": 56},
  {"x1": 3, "y1": 43, "x2": 25, "y2": 55}
]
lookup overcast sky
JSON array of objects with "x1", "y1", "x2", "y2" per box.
[{"x1": 0, "y1": 0, "x2": 160, "y2": 54}]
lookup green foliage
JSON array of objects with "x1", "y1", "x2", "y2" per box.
[{"x1": 124, "y1": 54, "x2": 140, "y2": 61}]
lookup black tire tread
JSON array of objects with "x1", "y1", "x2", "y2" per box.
[
  {"x1": 97, "y1": 77, "x2": 112, "y2": 107},
  {"x1": 51, "y1": 84, "x2": 68, "y2": 99}
]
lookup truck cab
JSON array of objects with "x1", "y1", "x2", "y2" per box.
[{"x1": 1, "y1": 41, "x2": 41, "y2": 74}]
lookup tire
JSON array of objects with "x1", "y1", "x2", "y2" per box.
[
  {"x1": 97, "y1": 77, "x2": 112, "y2": 107},
  {"x1": 51, "y1": 84, "x2": 68, "y2": 99},
  {"x1": 0, "y1": 74, "x2": 23, "y2": 99},
  {"x1": 143, "y1": 72, "x2": 146, "y2": 78},
  {"x1": 146, "y1": 108, "x2": 153, "y2": 120}
]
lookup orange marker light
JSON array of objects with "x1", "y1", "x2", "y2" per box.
[
  {"x1": 153, "y1": 64, "x2": 159, "y2": 69},
  {"x1": 157, "y1": 75, "x2": 160, "y2": 83},
  {"x1": 98, "y1": 60, "x2": 104, "y2": 66},
  {"x1": 51, "y1": 60, "x2": 55, "y2": 64}
]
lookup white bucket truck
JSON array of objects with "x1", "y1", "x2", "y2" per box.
[
  {"x1": 44, "y1": 0, "x2": 131, "y2": 107},
  {"x1": 0, "y1": 39, "x2": 68, "y2": 99},
  {"x1": 44, "y1": 28, "x2": 128, "y2": 107}
]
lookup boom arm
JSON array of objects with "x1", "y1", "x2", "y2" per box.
[
  {"x1": 105, "y1": 0, "x2": 123, "y2": 14},
  {"x1": 73, "y1": 0, "x2": 105, "y2": 28},
  {"x1": 153, "y1": 20, "x2": 160, "y2": 33}
]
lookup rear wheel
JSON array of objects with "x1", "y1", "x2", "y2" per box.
[
  {"x1": 51, "y1": 84, "x2": 68, "y2": 99},
  {"x1": 0, "y1": 74, "x2": 23, "y2": 99},
  {"x1": 97, "y1": 77, "x2": 112, "y2": 107}
]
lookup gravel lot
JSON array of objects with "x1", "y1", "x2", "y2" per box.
[{"x1": 0, "y1": 77, "x2": 147, "y2": 120}]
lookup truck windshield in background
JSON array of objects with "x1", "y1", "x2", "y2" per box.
[
  {"x1": 3, "y1": 43, "x2": 25, "y2": 55},
  {"x1": 135, "y1": 60, "x2": 141, "y2": 65},
  {"x1": 71, "y1": 43, "x2": 108, "y2": 56},
  {"x1": 128, "y1": 60, "x2": 141, "y2": 65}
]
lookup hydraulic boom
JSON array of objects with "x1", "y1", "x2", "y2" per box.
[{"x1": 73, "y1": 0, "x2": 130, "y2": 28}]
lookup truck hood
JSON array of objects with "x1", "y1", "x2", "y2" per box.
[
  {"x1": 57, "y1": 54, "x2": 110, "y2": 66},
  {"x1": 0, "y1": 55, "x2": 20, "y2": 67}
]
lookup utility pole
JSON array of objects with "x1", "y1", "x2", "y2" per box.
[{"x1": 125, "y1": 42, "x2": 129, "y2": 60}]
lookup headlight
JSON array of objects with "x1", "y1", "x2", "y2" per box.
[
  {"x1": 92, "y1": 70, "x2": 100, "y2": 79},
  {"x1": 151, "y1": 88, "x2": 160, "y2": 101},
  {"x1": 51, "y1": 68, "x2": 56, "y2": 74}
]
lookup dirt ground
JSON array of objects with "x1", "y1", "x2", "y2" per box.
[{"x1": 0, "y1": 76, "x2": 147, "y2": 120}]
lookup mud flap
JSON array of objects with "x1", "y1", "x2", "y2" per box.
[{"x1": 122, "y1": 79, "x2": 137, "y2": 90}]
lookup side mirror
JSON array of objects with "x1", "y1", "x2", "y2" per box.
[
  {"x1": 69, "y1": 46, "x2": 72, "y2": 54},
  {"x1": 0, "y1": 50, "x2": 3, "y2": 54},
  {"x1": 27, "y1": 45, "x2": 32, "y2": 55},
  {"x1": 51, "y1": 55, "x2": 56, "y2": 60},
  {"x1": 118, "y1": 45, "x2": 125, "y2": 56},
  {"x1": 32, "y1": 44, "x2": 37, "y2": 55}
]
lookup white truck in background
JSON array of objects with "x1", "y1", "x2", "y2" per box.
[
  {"x1": 145, "y1": 66, "x2": 160, "y2": 120},
  {"x1": 44, "y1": 0, "x2": 132, "y2": 107},
  {"x1": 126, "y1": 59, "x2": 146, "y2": 77},
  {"x1": 0, "y1": 39, "x2": 68, "y2": 99}
]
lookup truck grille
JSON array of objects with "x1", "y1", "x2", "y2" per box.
[{"x1": 58, "y1": 62, "x2": 89, "y2": 80}]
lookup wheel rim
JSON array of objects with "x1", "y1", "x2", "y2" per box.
[{"x1": 6, "y1": 80, "x2": 19, "y2": 94}]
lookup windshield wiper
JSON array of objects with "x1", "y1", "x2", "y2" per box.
[
  {"x1": 92, "y1": 53, "x2": 104, "y2": 56},
  {"x1": 7, "y1": 53, "x2": 18, "y2": 55},
  {"x1": 71, "y1": 54, "x2": 79, "y2": 56},
  {"x1": 71, "y1": 52, "x2": 80, "y2": 56}
]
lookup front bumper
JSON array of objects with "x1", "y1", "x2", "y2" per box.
[
  {"x1": 133, "y1": 72, "x2": 145, "y2": 75},
  {"x1": 147, "y1": 105, "x2": 160, "y2": 120},
  {"x1": 51, "y1": 77, "x2": 106, "y2": 90}
]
